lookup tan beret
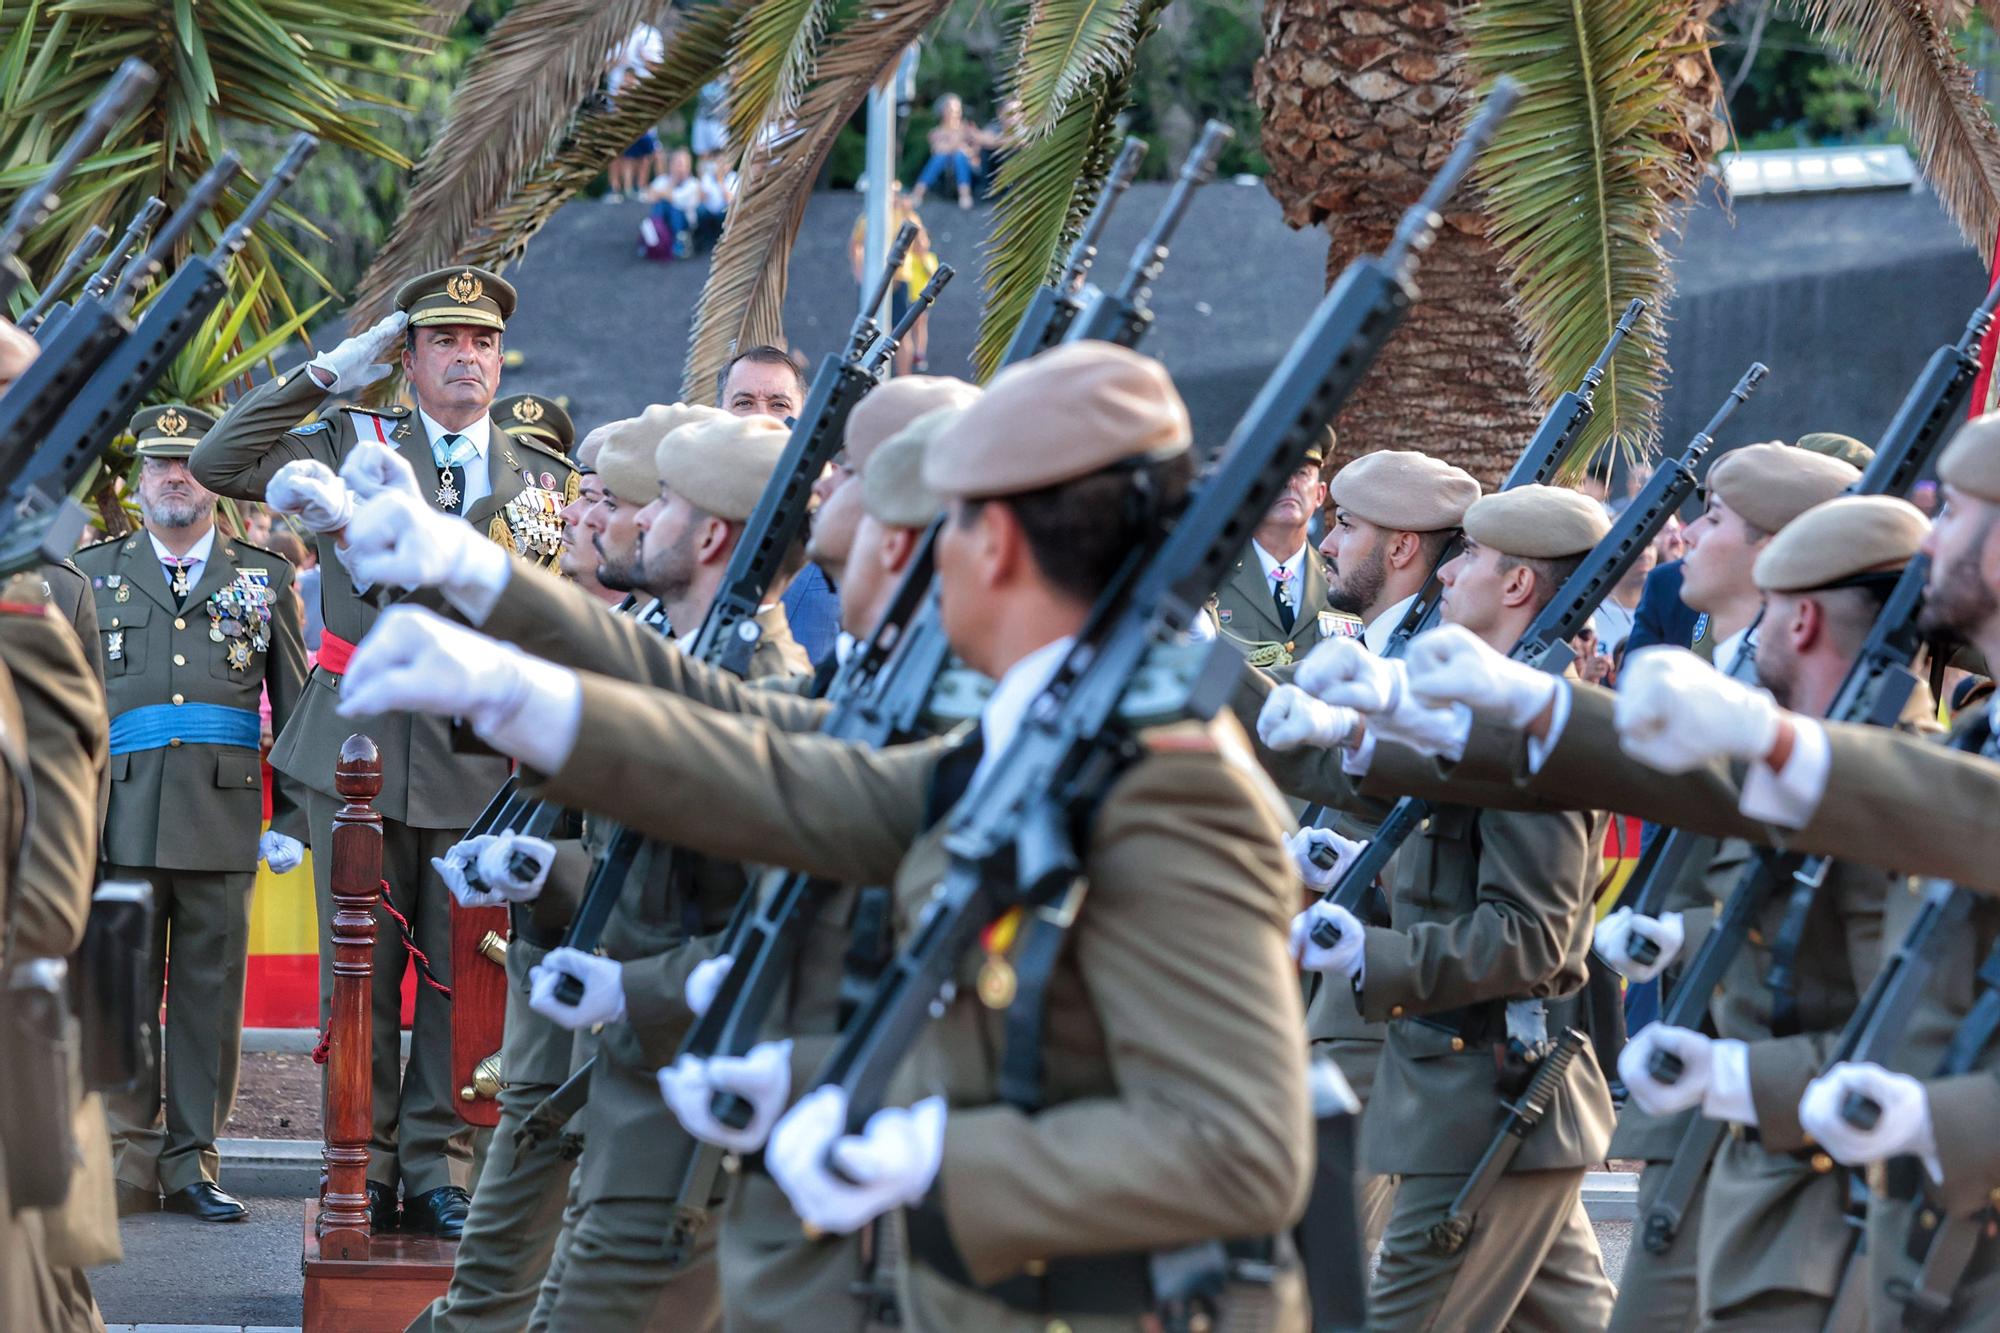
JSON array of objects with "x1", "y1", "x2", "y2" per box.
[
  {"x1": 595, "y1": 403, "x2": 727, "y2": 504},
  {"x1": 657, "y1": 412, "x2": 789, "y2": 522},
  {"x1": 1704, "y1": 442, "x2": 1859, "y2": 533},
  {"x1": 1938, "y1": 412, "x2": 2000, "y2": 504},
  {"x1": 1795, "y1": 432, "x2": 1873, "y2": 470},
  {"x1": 845, "y1": 375, "x2": 982, "y2": 472},
  {"x1": 926, "y1": 341, "x2": 1190, "y2": 500},
  {"x1": 863, "y1": 408, "x2": 959, "y2": 528},
  {"x1": 1463, "y1": 484, "x2": 1610, "y2": 559},
  {"x1": 1330, "y1": 450, "x2": 1483, "y2": 532},
  {"x1": 1754, "y1": 495, "x2": 1926, "y2": 593}
]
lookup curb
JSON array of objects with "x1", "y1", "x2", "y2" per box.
[{"x1": 244, "y1": 1027, "x2": 409, "y2": 1057}]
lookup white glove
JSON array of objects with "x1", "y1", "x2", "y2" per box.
[
  {"x1": 1593, "y1": 906, "x2": 1685, "y2": 982},
  {"x1": 339, "y1": 439, "x2": 426, "y2": 504},
  {"x1": 1368, "y1": 696, "x2": 1472, "y2": 759},
  {"x1": 342, "y1": 489, "x2": 509, "y2": 623},
  {"x1": 1406, "y1": 623, "x2": 1556, "y2": 726},
  {"x1": 306, "y1": 310, "x2": 408, "y2": 391},
  {"x1": 266, "y1": 460, "x2": 354, "y2": 533},
  {"x1": 258, "y1": 831, "x2": 304, "y2": 874},
  {"x1": 433, "y1": 833, "x2": 557, "y2": 908},
  {"x1": 685, "y1": 953, "x2": 733, "y2": 1020},
  {"x1": 528, "y1": 947, "x2": 628, "y2": 1030},
  {"x1": 658, "y1": 1040, "x2": 792, "y2": 1153},
  {"x1": 433, "y1": 837, "x2": 505, "y2": 909},
  {"x1": 1288, "y1": 900, "x2": 1365, "y2": 980},
  {"x1": 766, "y1": 1086, "x2": 946, "y2": 1235},
  {"x1": 1799, "y1": 1063, "x2": 1937, "y2": 1169},
  {"x1": 1287, "y1": 827, "x2": 1364, "y2": 892},
  {"x1": 1618, "y1": 1024, "x2": 1713, "y2": 1116},
  {"x1": 1257, "y1": 683, "x2": 1357, "y2": 751},
  {"x1": 1295, "y1": 637, "x2": 1402, "y2": 713},
  {"x1": 1616, "y1": 647, "x2": 1783, "y2": 775}
]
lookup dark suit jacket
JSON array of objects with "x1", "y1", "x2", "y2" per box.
[{"x1": 1626, "y1": 558, "x2": 1699, "y2": 654}]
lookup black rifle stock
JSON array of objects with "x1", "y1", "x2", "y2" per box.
[
  {"x1": 18, "y1": 226, "x2": 110, "y2": 334},
  {"x1": 998, "y1": 136, "x2": 1147, "y2": 366},
  {"x1": 549, "y1": 225, "x2": 924, "y2": 1005},
  {"x1": 1312, "y1": 363, "x2": 1769, "y2": 942},
  {"x1": 2, "y1": 137, "x2": 316, "y2": 577},
  {"x1": 1062, "y1": 120, "x2": 1231, "y2": 349},
  {"x1": 0, "y1": 59, "x2": 155, "y2": 309},
  {"x1": 810, "y1": 80, "x2": 1522, "y2": 1138}
]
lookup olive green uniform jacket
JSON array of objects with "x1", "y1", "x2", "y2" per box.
[{"x1": 1212, "y1": 543, "x2": 1349, "y2": 671}]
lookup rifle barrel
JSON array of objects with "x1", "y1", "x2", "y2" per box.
[
  {"x1": 212, "y1": 134, "x2": 318, "y2": 260},
  {"x1": 851, "y1": 220, "x2": 919, "y2": 357},
  {"x1": 112, "y1": 155, "x2": 242, "y2": 308},
  {"x1": 1385, "y1": 78, "x2": 1520, "y2": 273},
  {"x1": 1062, "y1": 137, "x2": 1147, "y2": 291},
  {"x1": 84, "y1": 197, "x2": 167, "y2": 300},
  {"x1": 1109, "y1": 120, "x2": 1231, "y2": 305},
  {"x1": 19, "y1": 226, "x2": 110, "y2": 330},
  {"x1": 866, "y1": 264, "x2": 953, "y2": 371}
]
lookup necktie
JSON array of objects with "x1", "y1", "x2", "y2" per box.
[
  {"x1": 433, "y1": 432, "x2": 477, "y2": 514},
  {"x1": 162, "y1": 556, "x2": 193, "y2": 604},
  {"x1": 1271, "y1": 566, "x2": 1296, "y2": 634}
]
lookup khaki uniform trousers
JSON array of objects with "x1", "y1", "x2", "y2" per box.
[
  {"x1": 1607, "y1": 1158, "x2": 1706, "y2": 1333},
  {"x1": 306, "y1": 788, "x2": 471, "y2": 1195},
  {"x1": 104, "y1": 864, "x2": 253, "y2": 1194},
  {"x1": 408, "y1": 938, "x2": 576, "y2": 1333},
  {"x1": 717, "y1": 1170, "x2": 896, "y2": 1333},
  {"x1": 1367, "y1": 1169, "x2": 1614, "y2": 1333}
]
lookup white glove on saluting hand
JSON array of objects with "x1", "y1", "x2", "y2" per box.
[
  {"x1": 1593, "y1": 906, "x2": 1685, "y2": 983},
  {"x1": 1257, "y1": 684, "x2": 1358, "y2": 752},
  {"x1": 1289, "y1": 900, "x2": 1365, "y2": 980},
  {"x1": 658, "y1": 1040, "x2": 792, "y2": 1153},
  {"x1": 766, "y1": 1086, "x2": 946, "y2": 1236},
  {"x1": 1406, "y1": 624, "x2": 1556, "y2": 727},
  {"x1": 258, "y1": 831, "x2": 304, "y2": 874},
  {"x1": 266, "y1": 460, "x2": 354, "y2": 534},
  {"x1": 1616, "y1": 647, "x2": 1783, "y2": 775},
  {"x1": 528, "y1": 947, "x2": 627, "y2": 1030},
  {"x1": 1287, "y1": 827, "x2": 1364, "y2": 892},
  {"x1": 1799, "y1": 1063, "x2": 1938, "y2": 1172},
  {"x1": 306, "y1": 311, "x2": 408, "y2": 391}
]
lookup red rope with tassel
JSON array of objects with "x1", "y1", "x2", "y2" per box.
[{"x1": 311, "y1": 878, "x2": 452, "y2": 1065}]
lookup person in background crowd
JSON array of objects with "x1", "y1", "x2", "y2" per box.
[
  {"x1": 908, "y1": 93, "x2": 996, "y2": 210},
  {"x1": 235, "y1": 500, "x2": 273, "y2": 545},
  {"x1": 1591, "y1": 537, "x2": 1654, "y2": 658},
  {"x1": 602, "y1": 23, "x2": 665, "y2": 203}
]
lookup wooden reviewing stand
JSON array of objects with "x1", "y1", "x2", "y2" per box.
[{"x1": 302, "y1": 735, "x2": 458, "y2": 1330}]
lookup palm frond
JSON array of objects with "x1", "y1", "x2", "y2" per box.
[
  {"x1": 350, "y1": 0, "x2": 665, "y2": 327},
  {"x1": 1799, "y1": 0, "x2": 2000, "y2": 263},
  {"x1": 681, "y1": 0, "x2": 955, "y2": 401},
  {"x1": 726, "y1": 0, "x2": 839, "y2": 151},
  {"x1": 419, "y1": 0, "x2": 477, "y2": 37},
  {"x1": 1459, "y1": 0, "x2": 1713, "y2": 465},
  {"x1": 462, "y1": 0, "x2": 746, "y2": 271},
  {"x1": 1007, "y1": 0, "x2": 1146, "y2": 133}
]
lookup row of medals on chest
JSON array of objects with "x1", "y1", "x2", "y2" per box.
[{"x1": 101, "y1": 571, "x2": 270, "y2": 671}]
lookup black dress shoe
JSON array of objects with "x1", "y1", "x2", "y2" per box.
[
  {"x1": 162, "y1": 1181, "x2": 248, "y2": 1223},
  {"x1": 115, "y1": 1182, "x2": 159, "y2": 1217},
  {"x1": 365, "y1": 1178, "x2": 399, "y2": 1232},
  {"x1": 401, "y1": 1185, "x2": 470, "y2": 1238}
]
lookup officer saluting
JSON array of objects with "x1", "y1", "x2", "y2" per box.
[
  {"x1": 80, "y1": 406, "x2": 308, "y2": 1224},
  {"x1": 189, "y1": 266, "x2": 579, "y2": 1236}
]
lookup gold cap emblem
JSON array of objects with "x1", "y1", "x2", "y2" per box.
[
  {"x1": 512, "y1": 398, "x2": 544, "y2": 424},
  {"x1": 446, "y1": 270, "x2": 485, "y2": 305},
  {"x1": 158, "y1": 408, "x2": 188, "y2": 436}
]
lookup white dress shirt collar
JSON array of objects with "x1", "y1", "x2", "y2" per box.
[
  {"x1": 1364, "y1": 593, "x2": 1418, "y2": 656},
  {"x1": 417, "y1": 407, "x2": 492, "y2": 462},
  {"x1": 972, "y1": 635, "x2": 1076, "y2": 785},
  {"x1": 1251, "y1": 539, "x2": 1306, "y2": 587},
  {"x1": 148, "y1": 525, "x2": 217, "y2": 576}
]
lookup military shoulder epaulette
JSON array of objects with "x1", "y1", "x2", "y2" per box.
[
  {"x1": 224, "y1": 537, "x2": 294, "y2": 567},
  {"x1": 0, "y1": 571, "x2": 53, "y2": 613},
  {"x1": 73, "y1": 533, "x2": 125, "y2": 556},
  {"x1": 507, "y1": 432, "x2": 576, "y2": 473},
  {"x1": 344, "y1": 402, "x2": 411, "y2": 420},
  {"x1": 293, "y1": 418, "x2": 332, "y2": 436}
]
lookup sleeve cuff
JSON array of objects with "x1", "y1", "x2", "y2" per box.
[
  {"x1": 479, "y1": 656, "x2": 582, "y2": 774},
  {"x1": 1524, "y1": 684, "x2": 1573, "y2": 775},
  {"x1": 1702, "y1": 1038, "x2": 1757, "y2": 1125},
  {"x1": 1739, "y1": 717, "x2": 1830, "y2": 828}
]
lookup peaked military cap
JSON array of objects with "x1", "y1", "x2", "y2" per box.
[
  {"x1": 1754, "y1": 494, "x2": 1927, "y2": 593},
  {"x1": 658, "y1": 413, "x2": 789, "y2": 522},
  {"x1": 864, "y1": 407, "x2": 959, "y2": 528},
  {"x1": 130, "y1": 404, "x2": 217, "y2": 459},
  {"x1": 394, "y1": 264, "x2": 517, "y2": 331},
  {"x1": 1463, "y1": 484, "x2": 1609, "y2": 559},
  {"x1": 845, "y1": 374, "x2": 982, "y2": 472},
  {"x1": 1330, "y1": 449, "x2": 1482, "y2": 533},
  {"x1": 1704, "y1": 442, "x2": 1858, "y2": 533},
  {"x1": 495, "y1": 393, "x2": 575, "y2": 453}
]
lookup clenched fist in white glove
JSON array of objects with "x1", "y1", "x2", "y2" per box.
[
  {"x1": 1289, "y1": 900, "x2": 1365, "y2": 980},
  {"x1": 307, "y1": 311, "x2": 408, "y2": 391},
  {"x1": 1616, "y1": 647, "x2": 1783, "y2": 775},
  {"x1": 1593, "y1": 906, "x2": 1685, "y2": 982},
  {"x1": 685, "y1": 954, "x2": 734, "y2": 1020},
  {"x1": 528, "y1": 947, "x2": 627, "y2": 1030},
  {"x1": 342, "y1": 489, "x2": 510, "y2": 620},
  {"x1": 766, "y1": 1087, "x2": 946, "y2": 1236},
  {"x1": 1619, "y1": 1024, "x2": 1715, "y2": 1116},
  {"x1": 258, "y1": 831, "x2": 304, "y2": 874},
  {"x1": 266, "y1": 460, "x2": 354, "y2": 534},
  {"x1": 433, "y1": 833, "x2": 556, "y2": 908},
  {"x1": 1257, "y1": 684, "x2": 1358, "y2": 752},
  {"x1": 658, "y1": 1040, "x2": 792, "y2": 1153},
  {"x1": 1407, "y1": 623, "x2": 1556, "y2": 727},
  {"x1": 1799, "y1": 1064, "x2": 1937, "y2": 1171},
  {"x1": 1288, "y1": 827, "x2": 1364, "y2": 892},
  {"x1": 339, "y1": 440, "x2": 426, "y2": 504},
  {"x1": 1295, "y1": 637, "x2": 1402, "y2": 713}
]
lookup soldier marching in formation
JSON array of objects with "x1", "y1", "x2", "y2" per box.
[{"x1": 14, "y1": 110, "x2": 2000, "y2": 1333}]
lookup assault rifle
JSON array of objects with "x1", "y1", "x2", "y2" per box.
[
  {"x1": 807, "y1": 80, "x2": 1523, "y2": 1138},
  {"x1": 18, "y1": 226, "x2": 109, "y2": 335},
  {"x1": 0, "y1": 137, "x2": 317, "y2": 577},
  {"x1": 548, "y1": 230, "x2": 945, "y2": 1005},
  {"x1": 1311, "y1": 362, "x2": 1770, "y2": 939},
  {"x1": 1062, "y1": 120, "x2": 1231, "y2": 349},
  {"x1": 0, "y1": 59, "x2": 155, "y2": 311},
  {"x1": 36, "y1": 197, "x2": 168, "y2": 344},
  {"x1": 997, "y1": 136, "x2": 1146, "y2": 365}
]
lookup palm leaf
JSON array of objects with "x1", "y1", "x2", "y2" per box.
[
  {"x1": 1459, "y1": 0, "x2": 1713, "y2": 465},
  {"x1": 461, "y1": 0, "x2": 747, "y2": 272},
  {"x1": 970, "y1": 0, "x2": 1163, "y2": 379},
  {"x1": 349, "y1": 0, "x2": 667, "y2": 327},
  {"x1": 1799, "y1": 0, "x2": 2000, "y2": 264},
  {"x1": 681, "y1": 0, "x2": 955, "y2": 401},
  {"x1": 1007, "y1": 0, "x2": 1147, "y2": 133},
  {"x1": 726, "y1": 0, "x2": 839, "y2": 151}
]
